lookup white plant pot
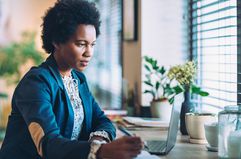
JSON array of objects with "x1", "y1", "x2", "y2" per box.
[
  {"x1": 185, "y1": 113, "x2": 217, "y2": 144},
  {"x1": 150, "y1": 100, "x2": 172, "y2": 121}
]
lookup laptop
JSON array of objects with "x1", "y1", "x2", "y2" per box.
[{"x1": 145, "y1": 94, "x2": 183, "y2": 155}]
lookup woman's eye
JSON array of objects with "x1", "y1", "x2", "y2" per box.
[
  {"x1": 77, "y1": 43, "x2": 86, "y2": 47},
  {"x1": 91, "y1": 43, "x2": 96, "y2": 47}
]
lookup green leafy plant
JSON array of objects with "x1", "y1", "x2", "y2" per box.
[
  {"x1": 167, "y1": 61, "x2": 209, "y2": 97},
  {"x1": 0, "y1": 31, "x2": 43, "y2": 83},
  {"x1": 0, "y1": 92, "x2": 7, "y2": 98},
  {"x1": 143, "y1": 56, "x2": 183, "y2": 104}
]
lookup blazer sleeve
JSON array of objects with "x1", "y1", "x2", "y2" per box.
[
  {"x1": 14, "y1": 70, "x2": 90, "y2": 159},
  {"x1": 80, "y1": 73, "x2": 116, "y2": 140},
  {"x1": 90, "y1": 94, "x2": 116, "y2": 140}
]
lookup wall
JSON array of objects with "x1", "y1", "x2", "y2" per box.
[{"x1": 0, "y1": 0, "x2": 56, "y2": 49}]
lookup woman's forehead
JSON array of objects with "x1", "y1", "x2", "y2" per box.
[{"x1": 70, "y1": 24, "x2": 96, "y2": 43}]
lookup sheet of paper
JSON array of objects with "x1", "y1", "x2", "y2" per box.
[
  {"x1": 135, "y1": 150, "x2": 160, "y2": 159},
  {"x1": 123, "y1": 116, "x2": 169, "y2": 127}
]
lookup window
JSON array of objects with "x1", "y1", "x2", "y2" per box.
[
  {"x1": 85, "y1": 0, "x2": 122, "y2": 109},
  {"x1": 190, "y1": 0, "x2": 239, "y2": 112}
]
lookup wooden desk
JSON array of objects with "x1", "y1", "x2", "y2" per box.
[
  {"x1": 118, "y1": 130, "x2": 218, "y2": 159},
  {"x1": 0, "y1": 129, "x2": 218, "y2": 159}
]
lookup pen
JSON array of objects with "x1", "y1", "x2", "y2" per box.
[
  {"x1": 118, "y1": 126, "x2": 133, "y2": 136},
  {"x1": 117, "y1": 126, "x2": 149, "y2": 150}
]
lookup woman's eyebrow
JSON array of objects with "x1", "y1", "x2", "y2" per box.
[{"x1": 75, "y1": 40, "x2": 96, "y2": 43}]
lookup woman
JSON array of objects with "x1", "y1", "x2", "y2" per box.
[{"x1": 0, "y1": 0, "x2": 143, "y2": 159}]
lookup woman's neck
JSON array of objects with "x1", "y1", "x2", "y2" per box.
[{"x1": 53, "y1": 53, "x2": 72, "y2": 77}]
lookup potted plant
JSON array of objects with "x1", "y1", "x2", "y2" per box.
[
  {"x1": 143, "y1": 56, "x2": 182, "y2": 121},
  {"x1": 168, "y1": 61, "x2": 216, "y2": 143}
]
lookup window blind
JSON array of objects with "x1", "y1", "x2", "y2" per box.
[
  {"x1": 190, "y1": 0, "x2": 239, "y2": 112},
  {"x1": 85, "y1": 0, "x2": 122, "y2": 109}
]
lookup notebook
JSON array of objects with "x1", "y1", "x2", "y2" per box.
[{"x1": 145, "y1": 94, "x2": 183, "y2": 155}]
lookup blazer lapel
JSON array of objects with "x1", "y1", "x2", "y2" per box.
[
  {"x1": 44, "y1": 54, "x2": 64, "y2": 90},
  {"x1": 62, "y1": 90, "x2": 74, "y2": 138},
  {"x1": 44, "y1": 54, "x2": 74, "y2": 138}
]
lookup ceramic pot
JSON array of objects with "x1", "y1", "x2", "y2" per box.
[
  {"x1": 185, "y1": 113, "x2": 217, "y2": 144},
  {"x1": 150, "y1": 99, "x2": 172, "y2": 121}
]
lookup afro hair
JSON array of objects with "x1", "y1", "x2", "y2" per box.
[{"x1": 41, "y1": 0, "x2": 101, "y2": 54}]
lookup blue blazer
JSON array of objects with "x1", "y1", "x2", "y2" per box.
[{"x1": 0, "y1": 54, "x2": 116, "y2": 159}]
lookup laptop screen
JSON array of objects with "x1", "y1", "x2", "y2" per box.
[{"x1": 165, "y1": 93, "x2": 183, "y2": 153}]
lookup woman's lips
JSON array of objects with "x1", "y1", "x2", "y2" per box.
[{"x1": 80, "y1": 61, "x2": 89, "y2": 67}]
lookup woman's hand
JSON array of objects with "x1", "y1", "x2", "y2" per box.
[{"x1": 97, "y1": 136, "x2": 143, "y2": 159}]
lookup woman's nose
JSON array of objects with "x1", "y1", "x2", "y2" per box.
[{"x1": 83, "y1": 45, "x2": 93, "y2": 57}]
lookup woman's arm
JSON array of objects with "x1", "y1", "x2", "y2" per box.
[{"x1": 15, "y1": 70, "x2": 91, "y2": 159}]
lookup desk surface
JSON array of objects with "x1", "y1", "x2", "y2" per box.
[
  {"x1": 0, "y1": 129, "x2": 218, "y2": 159},
  {"x1": 118, "y1": 130, "x2": 218, "y2": 159}
]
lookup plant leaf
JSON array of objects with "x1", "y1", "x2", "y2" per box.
[
  {"x1": 168, "y1": 97, "x2": 174, "y2": 104},
  {"x1": 155, "y1": 82, "x2": 160, "y2": 90},
  {"x1": 145, "y1": 74, "x2": 151, "y2": 81},
  {"x1": 143, "y1": 90, "x2": 155, "y2": 99},
  {"x1": 144, "y1": 64, "x2": 151, "y2": 72},
  {"x1": 173, "y1": 85, "x2": 184, "y2": 94},
  {"x1": 144, "y1": 56, "x2": 152, "y2": 64},
  {"x1": 191, "y1": 84, "x2": 201, "y2": 94},
  {"x1": 152, "y1": 60, "x2": 157, "y2": 69},
  {"x1": 191, "y1": 84, "x2": 209, "y2": 96},
  {"x1": 199, "y1": 91, "x2": 209, "y2": 96},
  {"x1": 158, "y1": 66, "x2": 166, "y2": 74},
  {"x1": 165, "y1": 87, "x2": 175, "y2": 96},
  {"x1": 153, "y1": 66, "x2": 159, "y2": 71},
  {"x1": 144, "y1": 81, "x2": 153, "y2": 87},
  {"x1": 0, "y1": 92, "x2": 8, "y2": 98}
]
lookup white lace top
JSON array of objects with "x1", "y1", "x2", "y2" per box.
[{"x1": 62, "y1": 75, "x2": 84, "y2": 140}]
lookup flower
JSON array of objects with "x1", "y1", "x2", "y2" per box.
[
  {"x1": 167, "y1": 61, "x2": 209, "y2": 97},
  {"x1": 167, "y1": 61, "x2": 196, "y2": 86}
]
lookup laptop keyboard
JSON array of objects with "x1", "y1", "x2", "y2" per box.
[{"x1": 146, "y1": 140, "x2": 166, "y2": 153}]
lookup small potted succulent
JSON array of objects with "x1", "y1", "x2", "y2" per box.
[{"x1": 143, "y1": 56, "x2": 182, "y2": 121}]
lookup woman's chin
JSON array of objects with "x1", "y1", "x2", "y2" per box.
[{"x1": 75, "y1": 66, "x2": 86, "y2": 72}]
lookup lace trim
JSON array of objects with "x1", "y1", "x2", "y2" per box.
[{"x1": 89, "y1": 130, "x2": 111, "y2": 143}]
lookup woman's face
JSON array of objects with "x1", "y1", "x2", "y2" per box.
[{"x1": 54, "y1": 24, "x2": 96, "y2": 72}]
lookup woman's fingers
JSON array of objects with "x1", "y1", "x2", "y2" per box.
[
  {"x1": 128, "y1": 149, "x2": 142, "y2": 158},
  {"x1": 98, "y1": 136, "x2": 144, "y2": 159}
]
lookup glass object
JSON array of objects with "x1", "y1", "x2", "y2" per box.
[{"x1": 218, "y1": 105, "x2": 241, "y2": 159}]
